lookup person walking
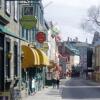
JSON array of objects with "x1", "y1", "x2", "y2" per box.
[
  {"x1": 56, "y1": 77, "x2": 60, "y2": 89},
  {"x1": 52, "y1": 71, "x2": 56, "y2": 88},
  {"x1": 29, "y1": 77, "x2": 32, "y2": 95}
]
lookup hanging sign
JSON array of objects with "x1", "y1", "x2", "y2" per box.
[
  {"x1": 42, "y1": 42, "x2": 49, "y2": 51},
  {"x1": 36, "y1": 32, "x2": 46, "y2": 43},
  {"x1": 20, "y1": 15, "x2": 37, "y2": 29}
]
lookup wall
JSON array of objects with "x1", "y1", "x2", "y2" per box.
[{"x1": 74, "y1": 55, "x2": 80, "y2": 66}]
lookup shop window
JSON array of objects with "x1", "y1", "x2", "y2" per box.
[
  {"x1": 14, "y1": 42, "x2": 18, "y2": 77},
  {"x1": 5, "y1": 0, "x2": 11, "y2": 16},
  {"x1": 6, "y1": 39, "x2": 11, "y2": 78}
]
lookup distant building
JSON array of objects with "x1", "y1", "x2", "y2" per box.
[
  {"x1": 92, "y1": 31, "x2": 100, "y2": 81},
  {"x1": 58, "y1": 41, "x2": 80, "y2": 78}
]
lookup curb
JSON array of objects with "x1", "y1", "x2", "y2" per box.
[{"x1": 84, "y1": 79, "x2": 100, "y2": 86}]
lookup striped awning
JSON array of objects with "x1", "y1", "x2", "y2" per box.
[{"x1": 21, "y1": 45, "x2": 40, "y2": 69}]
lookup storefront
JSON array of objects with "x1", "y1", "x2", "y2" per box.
[
  {"x1": 0, "y1": 25, "x2": 20, "y2": 99},
  {"x1": 21, "y1": 45, "x2": 49, "y2": 95}
]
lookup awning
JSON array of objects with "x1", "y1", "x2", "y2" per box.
[
  {"x1": 21, "y1": 45, "x2": 40, "y2": 69},
  {"x1": 35, "y1": 48, "x2": 49, "y2": 66}
]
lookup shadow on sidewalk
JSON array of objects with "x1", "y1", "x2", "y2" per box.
[{"x1": 45, "y1": 88, "x2": 61, "y2": 97}]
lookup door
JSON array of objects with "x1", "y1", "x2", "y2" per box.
[{"x1": 0, "y1": 34, "x2": 4, "y2": 91}]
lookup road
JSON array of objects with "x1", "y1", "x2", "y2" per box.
[
  {"x1": 24, "y1": 78, "x2": 100, "y2": 100},
  {"x1": 61, "y1": 78, "x2": 100, "y2": 100}
]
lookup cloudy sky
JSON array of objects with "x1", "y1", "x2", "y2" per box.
[{"x1": 42, "y1": 0, "x2": 100, "y2": 43}]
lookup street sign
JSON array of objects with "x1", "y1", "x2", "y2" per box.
[{"x1": 19, "y1": 15, "x2": 37, "y2": 29}]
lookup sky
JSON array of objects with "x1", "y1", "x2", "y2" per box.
[{"x1": 42, "y1": 0, "x2": 100, "y2": 43}]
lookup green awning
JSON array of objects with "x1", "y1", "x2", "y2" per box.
[{"x1": 0, "y1": 25, "x2": 15, "y2": 35}]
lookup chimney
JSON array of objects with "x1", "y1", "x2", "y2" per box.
[
  {"x1": 67, "y1": 37, "x2": 70, "y2": 42},
  {"x1": 75, "y1": 37, "x2": 78, "y2": 42}
]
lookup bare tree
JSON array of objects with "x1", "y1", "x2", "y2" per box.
[{"x1": 81, "y1": 6, "x2": 100, "y2": 33}]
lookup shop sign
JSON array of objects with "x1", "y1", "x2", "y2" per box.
[
  {"x1": 0, "y1": 92, "x2": 10, "y2": 100},
  {"x1": 43, "y1": 42, "x2": 49, "y2": 51},
  {"x1": 36, "y1": 32, "x2": 46, "y2": 43},
  {"x1": 19, "y1": 15, "x2": 37, "y2": 29}
]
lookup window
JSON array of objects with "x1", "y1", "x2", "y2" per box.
[
  {"x1": 14, "y1": 1, "x2": 18, "y2": 21},
  {"x1": 5, "y1": 0, "x2": 11, "y2": 16},
  {"x1": 26, "y1": 29, "x2": 29, "y2": 40},
  {"x1": 29, "y1": 30, "x2": 32, "y2": 42},
  {"x1": 23, "y1": 6, "x2": 34, "y2": 16},
  {"x1": 22, "y1": 28, "x2": 25, "y2": 38},
  {"x1": 0, "y1": 0, "x2": 1, "y2": 8},
  {"x1": 6, "y1": 40, "x2": 11, "y2": 78},
  {"x1": 14, "y1": 42, "x2": 18, "y2": 77},
  {"x1": 32, "y1": 29, "x2": 36, "y2": 42}
]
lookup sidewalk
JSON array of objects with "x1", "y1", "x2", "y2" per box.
[{"x1": 23, "y1": 86, "x2": 62, "y2": 100}]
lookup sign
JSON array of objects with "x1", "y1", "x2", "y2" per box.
[
  {"x1": 0, "y1": 92, "x2": 10, "y2": 100},
  {"x1": 36, "y1": 32, "x2": 46, "y2": 43},
  {"x1": 42, "y1": 42, "x2": 49, "y2": 51},
  {"x1": 19, "y1": 15, "x2": 37, "y2": 29}
]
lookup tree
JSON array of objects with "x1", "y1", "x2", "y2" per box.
[{"x1": 81, "y1": 5, "x2": 100, "y2": 33}]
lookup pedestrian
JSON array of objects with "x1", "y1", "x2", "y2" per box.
[
  {"x1": 29, "y1": 77, "x2": 32, "y2": 95},
  {"x1": 52, "y1": 78, "x2": 56, "y2": 88},
  {"x1": 56, "y1": 76, "x2": 60, "y2": 89},
  {"x1": 52, "y1": 72, "x2": 56, "y2": 88},
  {"x1": 32, "y1": 77, "x2": 36, "y2": 95}
]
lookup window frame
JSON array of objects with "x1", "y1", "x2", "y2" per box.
[
  {"x1": 5, "y1": 0, "x2": 11, "y2": 16},
  {"x1": 6, "y1": 38, "x2": 11, "y2": 79},
  {"x1": 14, "y1": 1, "x2": 18, "y2": 22},
  {"x1": 0, "y1": 0, "x2": 2, "y2": 8}
]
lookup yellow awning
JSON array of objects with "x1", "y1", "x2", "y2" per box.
[
  {"x1": 35, "y1": 48, "x2": 49, "y2": 66},
  {"x1": 21, "y1": 45, "x2": 40, "y2": 69}
]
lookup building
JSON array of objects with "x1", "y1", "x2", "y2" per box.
[
  {"x1": 19, "y1": 0, "x2": 51, "y2": 97},
  {"x1": 0, "y1": 0, "x2": 20, "y2": 98},
  {"x1": 68, "y1": 41, "x2": 93, "y2": 79},
  {"x1": 92, "y1": 32, "x2": 100, "y2": 81},
  {"x1": 58, "y1": 41, "x2": 80, "y2": 78},
  {"x1": 0, "y1": 0, "x2": 50, "y2": 99}
]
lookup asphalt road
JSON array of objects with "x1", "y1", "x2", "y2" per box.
[{"x1": 60, "y1": 78, "x2": 100, "y2": 100}]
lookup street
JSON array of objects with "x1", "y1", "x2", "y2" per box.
[
  {"x1": 61, "y1": 78, "x2": 100, "y2": 100},
  {"x1": 24, "y1": 78, "x2": 100, "y2": 100}
]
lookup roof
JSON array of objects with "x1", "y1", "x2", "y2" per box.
[{"x1": 65, "y1": 43, "x2": 79, "y2": 55}]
